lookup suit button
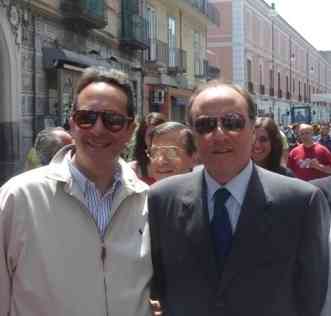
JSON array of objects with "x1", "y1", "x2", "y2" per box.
[{"x1": 216, "y1": 301, "x2": 225, "y2": 309}]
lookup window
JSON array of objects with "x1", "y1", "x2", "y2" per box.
[
  {"x1": 194, "y1": 31, "x2": 204, "y2": 76},
  {"x1": 269, "y1": 69, "x2": 274, "y2": 89},
  {"x1": 147, "y1": 6, "x2": 157, "y2": 60},
  {"x1": 168, "y1": 16, "x2": 176, "y2": 67},
  {"x1": 247, "y1": 59, "x2": 252, "y2": 83}
]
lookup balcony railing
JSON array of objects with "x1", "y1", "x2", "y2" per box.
[
  {"x1": 269, "y1": 87, "x2": 274, "y2": 97},
  {"x1": 259, "y1": 84, "x2": 265, "y2": 95},
  {"x1": 60, "y1": 0, "x2": 107, "y2": 29},
  {"x1": 194, "y1": 58, "x2": 208, "y2": 78},
  {"x1": 121, "y1": 12, "x2": 149, "y2": 49},
  {"x1": 184, "y1": 0, "x2": 220, "y2": 25},
  {"x1": 145, "y1": 39, "x2": 169, "y2": 65},
  {"x1": 248, "y1": 81, "x2": 254, "y2": 94},
  {"x1": 168, "y1": 48, "x2": 187, "y2": 74}
]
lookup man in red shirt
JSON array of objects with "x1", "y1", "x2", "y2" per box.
[{"x1": 288, "y1": 123, "x2": 331, "y2": 180}]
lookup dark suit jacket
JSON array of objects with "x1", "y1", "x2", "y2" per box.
[
  {"x1": 149, "y1": 165, "x2": 330, "y2": 316},
  {"x1": 311, "y1": 176, "x2": 331, "y2": 316},
  {"x1": 311, "y1": 176, "x2": 331, "y2": 211}
]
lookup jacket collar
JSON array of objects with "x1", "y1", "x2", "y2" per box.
[{"x1": 46, "y1": 145, "x2": 149, "y2": 196}]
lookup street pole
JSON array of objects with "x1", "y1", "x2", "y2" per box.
[
  {"x1": 289, "y1": 37, "x2": 293, "y2": 124},
  {"x1": 270, "y1": 3, "x2": 276, "y2": 120}
]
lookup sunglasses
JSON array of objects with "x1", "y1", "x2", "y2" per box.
[
  {"x1": 193, "y1": 112, "x2": 246, "y2": 135},
  {"x1": 147, "y1": 146, "x2": 183, "y2": 160},
  {"x1": 72, "y1": 110, "x2": 133, "y2": 133}
]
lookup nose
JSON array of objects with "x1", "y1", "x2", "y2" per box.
[
  {"x1": 91, "y1": 115, "x2": 107, "y2": 134},
  {"x1": 211, "y1": 123, "x2": 227, "y2": 138}
]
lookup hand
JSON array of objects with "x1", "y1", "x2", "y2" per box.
[
  {"x1": 150, "y1": 299, "x2": 162, "y2": 316},
  {"x1": 309, "y1": 158, "x2": 321, "y2": 170}
]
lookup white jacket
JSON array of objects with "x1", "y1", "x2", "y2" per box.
[{"x1": 0, "y1": 146, "x2": 152, "y2": 316}]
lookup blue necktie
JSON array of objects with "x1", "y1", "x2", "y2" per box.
[{"x1": 211, "y1": 188, "x2": 232, "y2": 270}]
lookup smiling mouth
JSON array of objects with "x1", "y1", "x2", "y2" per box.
[
  {"x1": 211, "y1": 148, "x2": 232, "y2": 154},
  {"x1": 86, "y1": 141, "x2": 111, "y2": 149}
]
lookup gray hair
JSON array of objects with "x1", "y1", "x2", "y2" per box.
[
  {"x1": 150, "y1": 121, "x2": 197, "y2": 156},
  {"x1": 34, "y1": 127, "x2": 71, "y2": 165}
]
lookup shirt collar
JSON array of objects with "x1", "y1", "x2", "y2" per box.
[
  {"x1": 204, "y1": 160, "x2": 253, "y2": 206},
  {"x1": 65, "y1": 151, "x2": 122, "y2": 198}
]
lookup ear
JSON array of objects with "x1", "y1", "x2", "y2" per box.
[{"x1": 69, "y1": 116, "x2": 75, "y2": 132}]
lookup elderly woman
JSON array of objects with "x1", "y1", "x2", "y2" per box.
[{"x1": 252, "y1": 117, "x2": 294, "y2": 177}]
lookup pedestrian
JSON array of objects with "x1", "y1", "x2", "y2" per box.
[
  {"x1": 34, "y1": 126, "x2": 73, "y2": 165},
  {"x1": 130, "y1": 112, "x2": 167, "y2": 184},
  {"x1": 288, "y1": 123, "x2": 331, "y2": 180},
  {"x1": 148, "y1": 80, "x2": 330, "y2": 316},
  {"x1": 252, "y1": 117, "x2": 294, "y2": 176},
  {"x1": 0, "y1": 66, "x2": 155, "y2": 316},
  {"x1": 310, "y1": 175, "x2": 331, "y2": 316},
  {"x1": 147, "y1": 121, "x2": 197, "y2": 181},
  {"x1": 318, "y1": 122, "x2": 331, "y2": 152}
]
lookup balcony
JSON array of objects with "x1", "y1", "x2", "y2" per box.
[
  {"x1": 60, "y1": 0, "x2": 107, "y2": 29},
  {"x1": 184, "y1": 0, "x2": 220, "y2": 25},
  {"x1": 248, "y1": 81, "x2": 254, "y2": 94},
  {"x1": 168, "y1": 48, "x2": 187, "y2": 74},
  {"x1": 145, "y1": 39, "x2": 169, "y2": 66},
  {"x1": 278, "y1": 89, "x2": 282, "y2": 98},
  {"x1": 121, "y1": 12, "x2": 149, "y2": 50},
  {"x1": 259, "y1": 84, "x2": 265, "y2": 95},
  {"x1": 269, "y1": 87, "x2": 274, "y2": 97}
]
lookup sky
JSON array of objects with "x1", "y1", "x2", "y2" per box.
[{"x1": 265, "y1": 0, "x2": 331, "y2": 51}]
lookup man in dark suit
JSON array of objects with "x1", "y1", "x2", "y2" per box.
[
  {"x1": 148, "y1": 81, "x2": 330, "y2": 316},
  {"x1": 311, "y1": 176, "x2": 331, "y2": 316}
]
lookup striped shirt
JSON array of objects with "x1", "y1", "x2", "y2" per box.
[{"x1": 66, "y1": 153, "x2": 122, "y2": 238}]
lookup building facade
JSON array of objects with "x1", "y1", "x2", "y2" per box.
[
  {"x1": 143, "y1": 0, "x2": 220, "y2": 121},
  {"x1": 0, "y1": 0, "x2": 219, "y2": 183},
  {"x1": 0, "y1": 0, "x2": 150, "y2": 183},
  {"x1": 208, "y1": 0, "x2": 331, "y2": 126}
]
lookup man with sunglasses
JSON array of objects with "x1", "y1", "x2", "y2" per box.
[
  {"x1": 149, "y1": 81, "x2": 330, "y2": 316},
  {"x1": 0, "y1": 67, "x2": 155, "y2": 316}
]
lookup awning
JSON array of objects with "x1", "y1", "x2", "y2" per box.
[{"x1": 42, "y1": 47, "x2": 116, "y2": 71}]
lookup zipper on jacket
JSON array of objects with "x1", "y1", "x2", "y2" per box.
[{"x1": 101, "y1": 242, "x2": 110, "y2": 316}]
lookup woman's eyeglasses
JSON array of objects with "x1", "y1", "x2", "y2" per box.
[
  {"x1": 146, "y1": 146, "x2": 183, "y2": 160},
  {"x1": 193, "y1": 112, "x2": 246, "y2": 135},
  {"x1": 72, "y1": 110, "x2": 133, "y2": 133}
]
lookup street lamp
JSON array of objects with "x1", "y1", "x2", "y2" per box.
[{"x1": 289, "y1": 37, "x2": 295, "y2": 123}]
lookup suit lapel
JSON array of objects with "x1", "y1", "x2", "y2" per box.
[
  {"x1": 179, "y1": 169, "x2": 219, "y2": 288},
  {"x1": 219, "y1": 166, "x2": 273, "y2": 293}
]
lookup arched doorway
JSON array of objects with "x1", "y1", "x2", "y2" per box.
[{"x1": 0, "y1": 11, "x2": 21, "y2": 185}]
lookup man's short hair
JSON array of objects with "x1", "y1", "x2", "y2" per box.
[
  {"x1": 72, "y1": 66, "x2": 135, "y2": 118},
  {"x1": 186, "y1": 80, "x2": 257, "y2": 126},
  {"x1": 150, "y1": 121, "x2": 197, "y2": 156},
  {"x1": 34, "y1": 127, "x2": 71, "y2": 165}
]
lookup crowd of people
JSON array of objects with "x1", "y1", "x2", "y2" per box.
[{"x1": 1, "y1": 66, "x2": 331, "y2": 316}]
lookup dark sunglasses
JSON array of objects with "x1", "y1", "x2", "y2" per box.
[
  {"x1": 73, "y1": 110, "x2": 133, "y2": 133},
  {"x1": 193, "y1": 112, "x2": 246, "y2": 135}
]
